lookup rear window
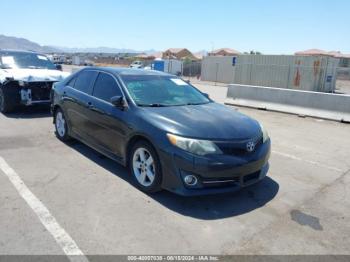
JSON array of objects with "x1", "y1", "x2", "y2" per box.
[{"x1": 74, "y1": 70, "x2": 98, "y2": 94}]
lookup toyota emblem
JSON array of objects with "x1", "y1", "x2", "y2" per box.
[{"x1": 246, "y1": 141, "x2": 255, "y2": 152}]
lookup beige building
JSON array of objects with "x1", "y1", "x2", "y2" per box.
[
  {"x1": 208, "y1": 48, "x2": 241, "y2": 56},
  {"x1": 295, "y1": 49, "x2": 334, "y2": 57},
  {"x1": 295, "y1": 49, "x2": 350, "y2": 67},
  {"x1": 162, "y1": 48, "x2": 197, "y2": 60}
]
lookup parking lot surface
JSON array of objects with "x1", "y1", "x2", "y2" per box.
[{"x1": 0, "y1": 83, "x2": 350, "y2": 256}]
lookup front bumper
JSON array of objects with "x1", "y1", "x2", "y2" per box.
[
  {"x1": 159, "y1": 139, "x2": 271, "y2": 196},
  {"x1": 19, "y1": 81, "x2": 54, "y2": 106}
]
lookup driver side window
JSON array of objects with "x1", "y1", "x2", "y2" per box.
[{"x1": 92, "y1": 72, "x2": 122, "y2": 103}]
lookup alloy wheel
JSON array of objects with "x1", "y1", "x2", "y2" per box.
[
  {"x1": 132, "y1": 147, "x2": 156, "y2": 187},
  {"x1": 55, "y1": 111, "x2": 66, "y2": 138}
]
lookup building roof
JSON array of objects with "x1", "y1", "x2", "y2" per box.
[
  {"x1": 295, "y1": 49, "x2": 350, "y2": 58},
  {"x1": 334, "y1": 53, "x2": 350, "y2": 58},
  {"x1": 164, "y1": 48, "x2": 187, "y2": 54},
  {"x1": 193, "y1": 52, "x2": 204, "y2": 60},
  {"x1": 295, "y1": 49, "x2": 333, "y2": 56},
  {"x1": 209, "y1": 48, "x2": 241, "y2": 55},
  {"x1": 328, "y1": 51, "x2": 342, "y2": 57},
  {"x1": 149, "y1": 51, "x2": 163, "y2": 59}
]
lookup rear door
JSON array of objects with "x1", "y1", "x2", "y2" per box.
[
  {"x1": 87, "y1": 72, "x2": 129, "y2": 159},
  {"x1": 63, "y1": 70, "x2": 98, "y2": 141}
]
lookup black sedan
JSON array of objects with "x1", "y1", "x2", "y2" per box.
[{"x1": 52, "y1": 67, "x2": 271, "y2": 196}]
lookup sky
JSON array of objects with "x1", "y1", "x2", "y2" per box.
[{"x1": 0, "y1": 0, "x2": 349, "y2": 54}]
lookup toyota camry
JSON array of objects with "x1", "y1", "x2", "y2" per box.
[{"x1": 52, "y1": 67, "x2": 271, "y2": 196}]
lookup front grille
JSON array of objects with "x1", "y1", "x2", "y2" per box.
[
  {"x1": 26, "y1": 82, "x2": 54, "y2": 101},
  {"x1": 243, "y1": 171, "x2": 260, "y2": 183},
  {"x1": 200, "y1": 171, "x2": 261, "y2": 189},
  {"x1": 216, "y1": 134, "x2": 263, "y2": 156},
  {"x1": 201, "y1": 176, "x2": 240, "y2": 188}
]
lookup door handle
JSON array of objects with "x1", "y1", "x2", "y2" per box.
[{"x1": 87, "y1": 102, "x2": 93, "y2": 108}]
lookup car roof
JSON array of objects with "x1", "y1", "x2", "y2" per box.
[{"x1": 83, "y1": 66, "x2": 174, "y2": 77}]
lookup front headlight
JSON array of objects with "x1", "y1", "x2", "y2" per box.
[
  {"x1": 167, "y1": 134, "x2": 222, "y2": 156},
  {"x1": 259, "y1": 123, "x2": 269, "y2": 143}
]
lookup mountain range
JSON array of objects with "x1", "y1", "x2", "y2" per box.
[
  {"x1": 0, "y1": 34, "x2": 156, "y2": 54},
  {"x1": 0, "y1": 34, "x2": 209, "y2": 56},
  {"x1": 0, "y1": 35, "x2": 61, "y2": 53}
]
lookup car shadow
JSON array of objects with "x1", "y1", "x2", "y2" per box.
[
  {"x1": 1, "y1": 105, "x2": 51, "y2": 119},
  {"x1": 69, "y1": 141, "x2": 279, "y2": 220}
]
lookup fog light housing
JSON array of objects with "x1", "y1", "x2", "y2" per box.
[{"x1": 184, "y1": 175, "x2": 198, "y2": 186}]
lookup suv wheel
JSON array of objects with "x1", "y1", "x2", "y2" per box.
[
  {"x1": 54, "y1": 108, "x2": 71, "y2": 141},
  {"x1": 129, "y1": 141, "x2": 162, "y2": 193}
]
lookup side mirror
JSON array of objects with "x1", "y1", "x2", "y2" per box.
[
  {"x1": 202, "y1": 93, "x2": 209, "y2": 98},
  {"x1": 55, "y1": 64, "x2": 62, "y2": 71},
  {"x1": 110, "y1": 96, "x2": 127, "y2": 109}
]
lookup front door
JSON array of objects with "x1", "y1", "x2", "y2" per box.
[{"x1": 87, "y1": 72, "x2": 129, "y2": 158}]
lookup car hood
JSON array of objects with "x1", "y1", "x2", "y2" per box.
[
  {"x1": 140, "y1": 102, "x2": 261, "y2": 140},
  {"x1": 0, "y1": 68, "x2": 70, "y2": 84}
]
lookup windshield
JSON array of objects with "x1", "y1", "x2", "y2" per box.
[
  {"x1": 0, "y1": 52, "x2": 56, "y2": 70},
  {"x1": 121, "y1": 75, "x2": 211, "y2": 107}
]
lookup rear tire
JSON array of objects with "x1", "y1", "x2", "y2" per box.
[
  {"x1": 54, "y1": 108, "x2": 71, "y2": 142},
  {"x1": 0, "y1": 87, "x2": 16, "y2": 113},
  {"x1": 129, "y1": 141, "x2": 162, "y2": 193}
]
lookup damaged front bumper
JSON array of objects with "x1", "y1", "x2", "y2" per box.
[{"x1": 18, "y1": 81, "x2": 54, "y2": 106}]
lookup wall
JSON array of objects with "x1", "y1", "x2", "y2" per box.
[
  {"x1": 201, "y1": 56, "x2": 236, "y2": 83},
  {"x1": 226, "y1": 84, "x2": 350, "y2": 122},
  {"x1": 201, "y1": 54, "x2": 339, "y2": 92},
  {"x1": 234, "y1": 55, "x2": 339, "y2": 92}
]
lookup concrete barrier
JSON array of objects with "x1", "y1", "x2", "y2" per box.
[{"x1": 225, "y1": 84, "x2": 350, "y2": 122}]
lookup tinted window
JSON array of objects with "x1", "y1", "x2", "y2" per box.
[
  {"x1": 74, "y1": 70, "x2": 98, "y2": 94},
  {"x1": 93, "y1": 73, "x2": 122, "y2": 102}
]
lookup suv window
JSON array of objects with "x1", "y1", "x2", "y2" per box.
[
  {"x1": 93, "y1": 72, "x2": 122, "y2": 102},
  {"x1": 74, "y1": 70, "x2": 98, "y2": 94}
]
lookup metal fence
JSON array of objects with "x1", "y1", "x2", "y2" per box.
[
  {"x1": 182, "y1": 61, "x2": 201, "y2": 77},
  {"x1": 233, "y1": 64, "x2": 337, "y2": 92},
  {"x1": 200, "y1": 55, "x2": 342, "y2": 92},
  {"x1": 336, "y1": 67, "x2": 350, "y2": 81}
]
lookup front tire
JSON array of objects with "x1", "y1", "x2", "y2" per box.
[
  {"x1": 129, "y1": 141, "x2": 162, "y2": 193},
  {"x1": 0, "y1": 87, "x2": 16, "y2": 113},
  {"x1": 54, "y1": 108, "x2": 71, "y2": 142}
]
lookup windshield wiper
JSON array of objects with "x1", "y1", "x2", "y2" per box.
[
  {"x1": 185, "y1": 102, "x2": 210, "y2": 106},
  {"x1": 138, "y1": 103, "x2": 168, "y2": 107}
]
